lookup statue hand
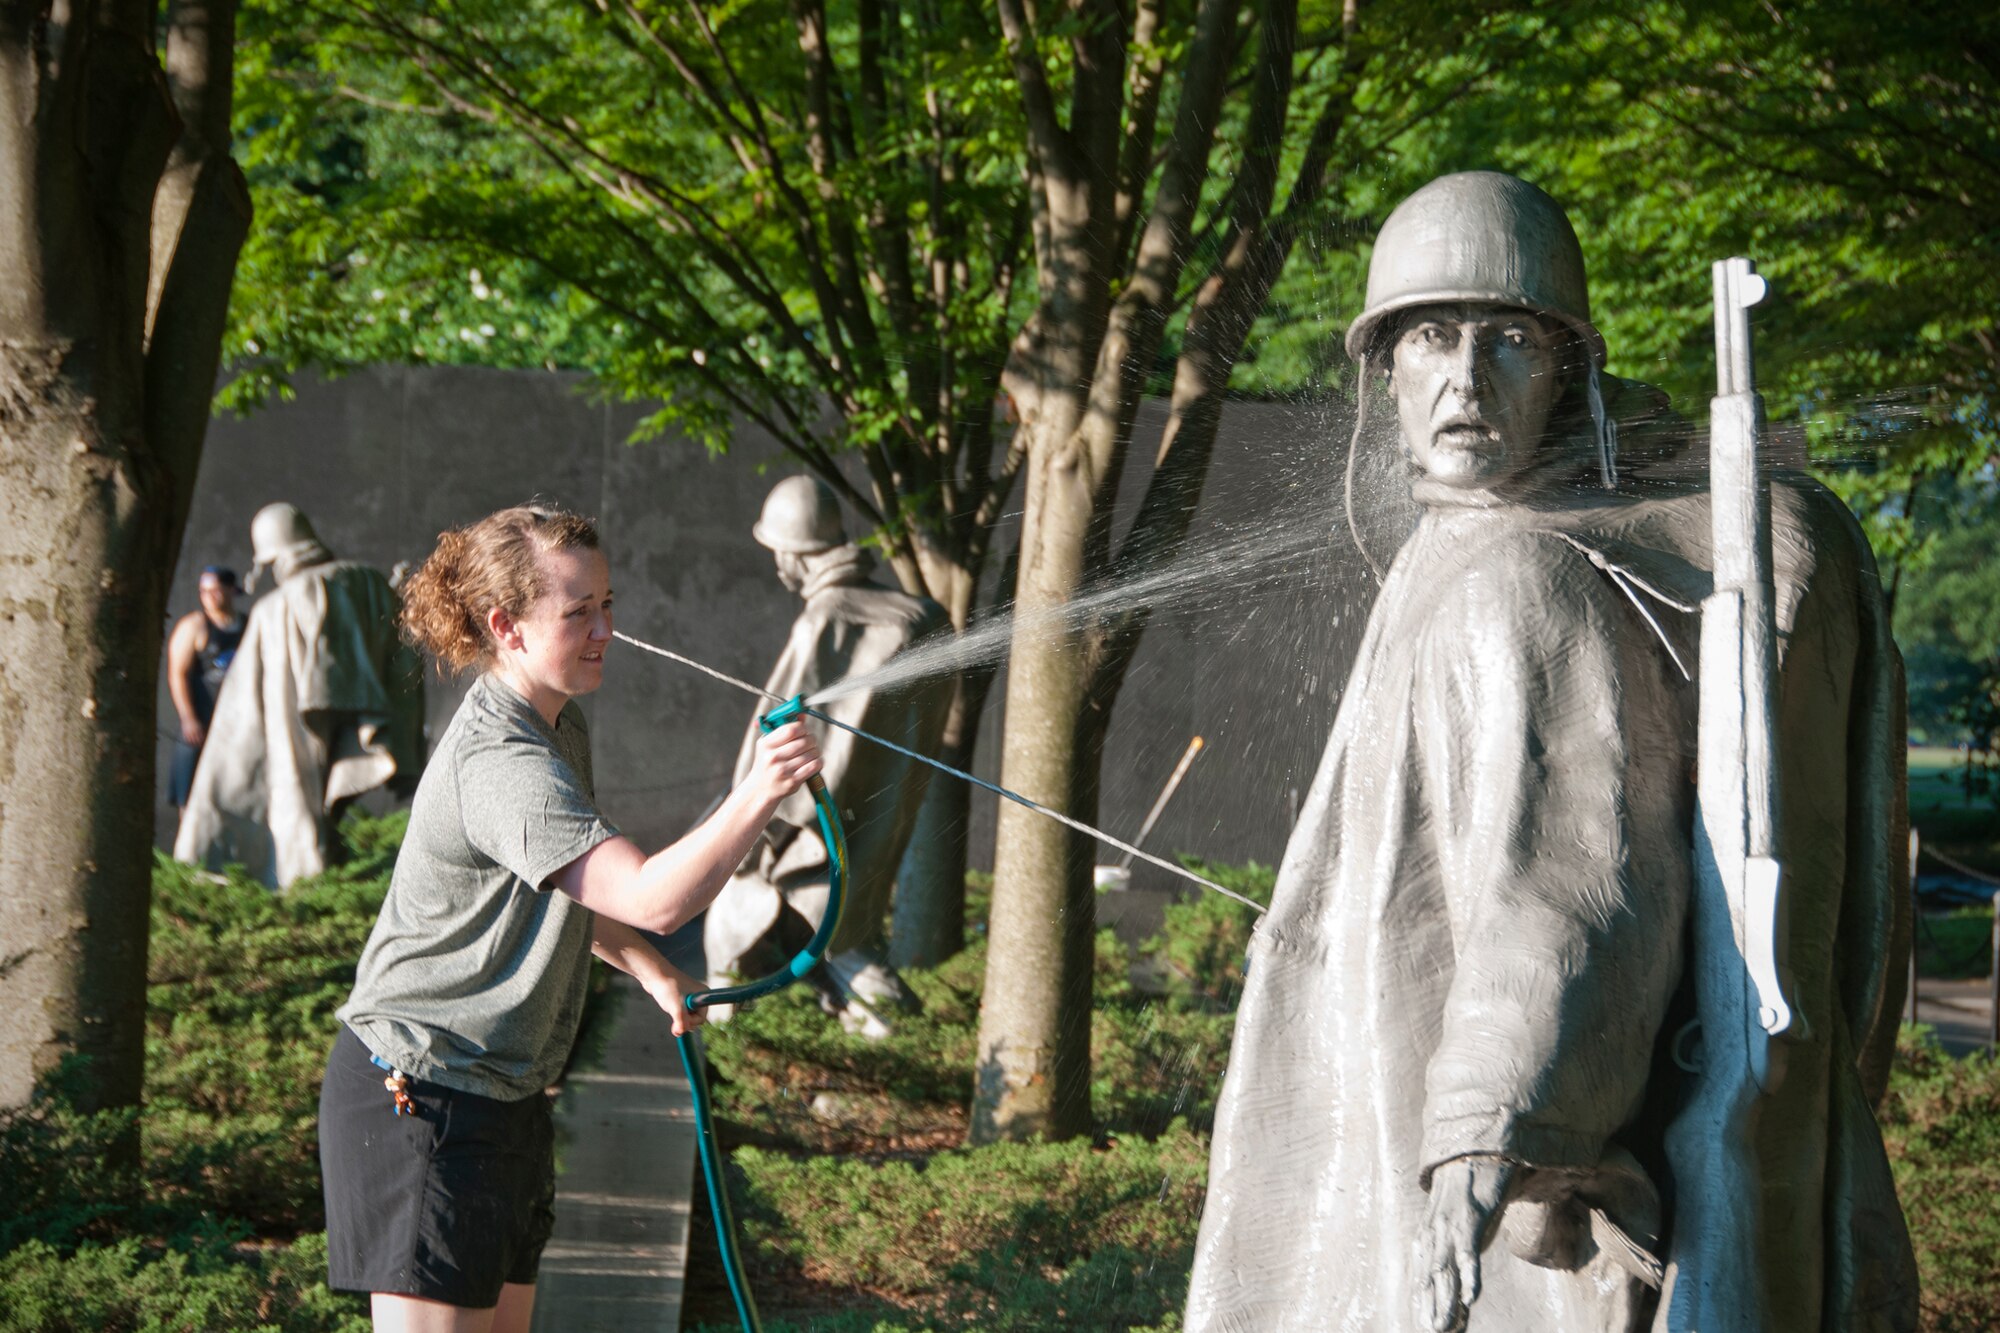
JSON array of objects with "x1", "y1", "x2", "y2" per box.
[{"x1": 1416, "y1": 1156, "x2": 1514, "y2": 1333}]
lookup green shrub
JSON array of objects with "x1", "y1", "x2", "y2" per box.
[
  {"x1": 1141, "y1": 860, "x2": 1273, "y2": 1010},
  {"x1": 1880, "y1": 1028, "x2": 2000, "y2": 1331},
  {"x1": 687, "y1": 866, "x2": 1252, "y2": 1328},
  {"x1": 143, "y1": 853, "x2": 392, "y2": 1236},
  {"x1": 692, "y1": 1126, "x2": 1206, "y2": 1332},
  {"x1": 706, "y1": 893, "x2": 1246, "y2": 1149},
  {"x1": 0, "y1": 1058, "x2": 142, "y2": 1255},
  {"x1": 1091, "y1": 997, "x2": 1237, "y2": 1136},
  {"x1": 0, "y1": 1233, "x2": 367, "y2": 1333},
  {"x1": 699, "y1": 942, "x2": 984, "y2": 1154},
  {"x1": 1914, "y1": 908, "x2": 1995, "y2": 982},
  {"x1": 0, "y1": 819, "x2": 403, "y2": 1329}
]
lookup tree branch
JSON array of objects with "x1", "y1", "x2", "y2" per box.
[
  {"x1": 787, "y1": 0, "x2": 887, "y2": 383},
  {"x1": 1111, "y1": 0, "x2": 1167, "y2": 272},
  {"x1": 144, "y1": 0, "x2": 250, "y2": 557},
  {"x1": 1089, "y1": 0, "x2": 1359, "y2": 705},
  {"x1": 338, "y1": 2, "x2": 857, "y2": 400},
  {"x1": 1072, "y1": 0, "x2": 1273, "y2": 569},
  {"x1": 994, "y1": 0, "x2": 1072, "y2": 180},
  {"x1": 146, "y1": 0, "x2": 235, "y2": 338}
]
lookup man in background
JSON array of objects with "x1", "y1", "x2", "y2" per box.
[{"x1": 166, "y1": 566, "x2": 245, "y2": 815}]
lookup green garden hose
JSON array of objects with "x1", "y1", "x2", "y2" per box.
[{"x1": 675, "y1": 694, "x2": 848, "y2": 1333}]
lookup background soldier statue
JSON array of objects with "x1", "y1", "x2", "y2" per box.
[
  {"x1": 703, "y1": 477, "x2": 951, "y2": 1037},
  {"x1": 1185, "y1": 172, "x2": 1917, "y2": 1332},
  {"x1": 175, "y1": 503, "x2": 425, "y2": 887}
]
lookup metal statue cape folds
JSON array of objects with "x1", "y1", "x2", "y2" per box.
[
  {"x1": 704, "y1": 546, "x2": 950, "y2": 972},
  {"x1": 1186, "y1": 430, "x2": 1917, "y2": 1332},
  {"x1": 174, "y1": 550, "x2": 423, "y2": 888}
]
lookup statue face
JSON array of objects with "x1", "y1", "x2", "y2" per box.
[
  {"x1": 774, "y1": 551, "x2": 807, "y2": 593},
  {"x1": 1389, "y1": 303, "x2": 1565, "y2": 489}
]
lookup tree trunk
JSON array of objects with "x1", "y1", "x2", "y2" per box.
[
  {"x1": 0, "y1": 5, "x2": 249, "y2": 1116},
  {"x1": 892, "y1": 761, "x2": 969, "y2": 968},
  {"x1": 964, "y1": 0, "x2": 1232, "y2": 1144},
  {"x1": 968, "y1": 0, "x2": 1126, "y2": 1126},
  {"x1": 974, "y1": 428, "x2": 1103, "y2": 1141},
  {"x1": 0, "y1": 375, "x2": 167, "y2": 1116}
]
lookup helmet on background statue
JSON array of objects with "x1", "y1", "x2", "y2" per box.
[
  {"x1": 752, "y1": 476, "x2": 847, "y2": 554},
  {"x1": 247, "y1": 502, "x2": 334, "y2": 590}
]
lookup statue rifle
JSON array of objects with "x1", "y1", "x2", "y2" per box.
[{"x1": 1661, "y1": 256, "x2": 1803, "y2": 1330}]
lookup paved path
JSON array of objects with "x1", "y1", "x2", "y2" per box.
[
  {"x1": 533, "y1": 975, "x2": 695, "y2": 1333},
  {"x1": 1915, "y1": 975, "x2": 1996, "y2": 1057}
]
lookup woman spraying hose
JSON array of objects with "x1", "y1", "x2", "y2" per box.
[{"x1": 319, "y1": 504, "x2": 821, "y2": 1333}]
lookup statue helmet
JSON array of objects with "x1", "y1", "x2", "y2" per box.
[
  {"x1": 1344, "y1": 171, "x2": 1604, "y2": 368},
  {"x1": 246, "y1": 502, "x2": 328, "y2": 589},
  {"x1": 250, "y1": 502, "x2": 320, "y2": 563},
  {"x1": 752, "y1": 476, "x2": 846, "y2": 554}
]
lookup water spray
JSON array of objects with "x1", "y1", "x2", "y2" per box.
[{"x1": 613, "y1": 631, "x2": 1266, "y2": 912}]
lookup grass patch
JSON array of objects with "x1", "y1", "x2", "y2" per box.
[
  {"x1": 1880, "y1": 1029, "x2": 2000, "y2": 1331},
  {"x1": 1916, "y1": 908, "x2": 1996, "y2": 982}
]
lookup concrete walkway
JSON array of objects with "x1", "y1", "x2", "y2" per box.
[
  {"x1": 532, "y1": 975, "x2": 695, "y2": 1333},
  {"x1": 1915, "y1": 975, "x2": 1996, "y2": 1057}
]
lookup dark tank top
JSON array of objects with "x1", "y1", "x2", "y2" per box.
[{"x1": 191, "y1": 618, "x2": 244, "y2": 725}]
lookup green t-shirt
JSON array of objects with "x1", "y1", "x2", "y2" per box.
[{"x1": 338, "y1": 673, "x2": 619, "y2": 1100}]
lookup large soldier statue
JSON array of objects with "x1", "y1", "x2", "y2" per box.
[
  {"x1": 704, "y1": 477, "x2": 951, "y2": 1037},
  {"x1": 1185, "y1": 173, "x2": 1917, "y2": 1332}
]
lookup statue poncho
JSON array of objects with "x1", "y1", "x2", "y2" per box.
[
  {"x1": 174, "y1": 542, "x2": 424, "y2": 887},
  {"x1": 704, "y1": 546, "x2": 950, "y2": 975},
  {"x1": 1185, "y1": 432, "x2": 1917, "y2": 1332}
]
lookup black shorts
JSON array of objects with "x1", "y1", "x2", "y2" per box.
[{"x1": 318, "y1": 1026, "x2": 556, "y2": 1306}]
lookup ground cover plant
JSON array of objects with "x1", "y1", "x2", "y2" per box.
[
  {"x1": 1879, "y1": 1032, "x2": 2000, "y2": 1331},
  {"x1": 0, "y1": 819, "x2": 409, "y2": 1333},
  {"x1": 680, "y1": 866, "x2": 1265, "y2": 1332}
]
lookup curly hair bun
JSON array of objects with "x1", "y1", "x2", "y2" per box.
[{"x1": 400, "y1": 505, "x2": 600, "y2": 674}]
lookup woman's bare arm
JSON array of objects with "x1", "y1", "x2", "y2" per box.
[
  {"x1": 590, "y1": 916, "x2": 707, "y2": 1035},
  {"x1": 551, "y1": 721, "x2": 821, "y2": 934}
]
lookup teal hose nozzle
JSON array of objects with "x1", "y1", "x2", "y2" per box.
[{"x1": 759, "y1": 694, "x2": 807, "y2": 733}]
